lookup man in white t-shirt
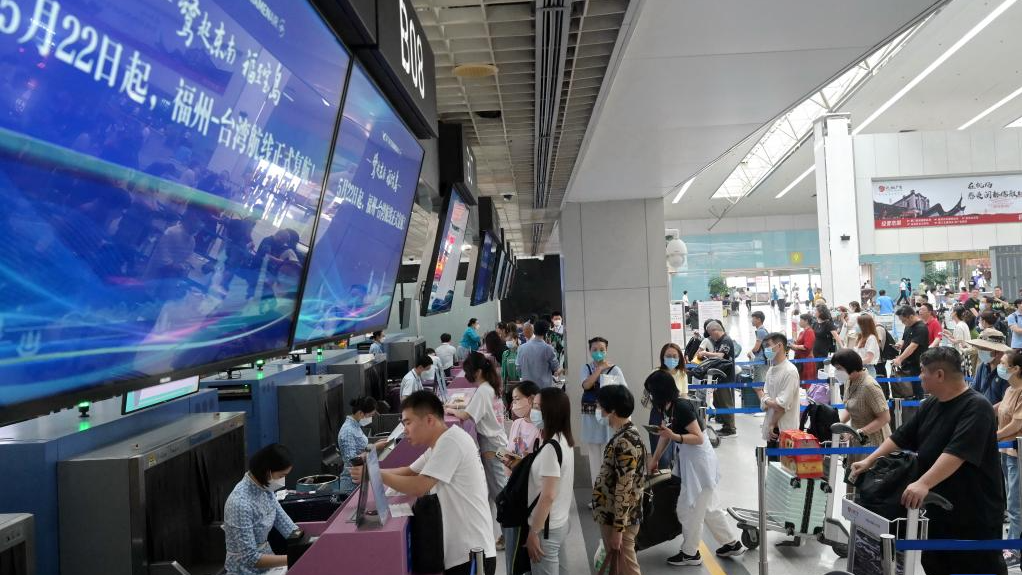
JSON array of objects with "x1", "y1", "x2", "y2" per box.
[
  {"x1": 759, "y1": 333, "x2": 801, "y2": 448},
  {"x1": 353, "y1": 392, "x2": 496, "y2": 575},
  {"x1": 436, "y1": 333, "x2": 458, "y2": 377},
  {"x1": 400, "y1": 356, "x2": 434, "y2": 399}
]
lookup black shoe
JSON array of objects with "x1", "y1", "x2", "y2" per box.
[
  {"x1": 715, "y1": 541, "x2": 744, "y2": 557},
  {"x1": 667, "y1": 550, "x2": 702, "y2": 566},
  {"x1": 717, "y1": 428, "x2": 737, "y2": 437}
]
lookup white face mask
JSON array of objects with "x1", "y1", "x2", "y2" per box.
[
  {"x1": 834, "y1": 369, "x2": 850, "y2": 384},
  {"x1": 594, "y1": 408, "x2": 608, "y2": 425},
  {"x1": 267, "y1": 476, "x2": 285, "y2": 492},
  {"x1": 553, "y1": 319, "x2": 562, "y2": 327},
  {"x1": 359, "y1": 417, "x2": 373, "y2": 427}
]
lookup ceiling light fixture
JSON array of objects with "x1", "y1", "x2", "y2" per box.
[
  {"x1": 854, "y1": 0, "x2": 1019, "y2": 136},
  {"x1": 453, "y1": 63, "x2": 498, "y2": 78},
  {"x1": 461, "y1": 244, "x2": 473, "y2": 251},
  {"x1": 960, "y1": 84, "x2": 1022, "y2": 130},
  {"x1": 775, "y1": 166, "x2": 815, "y2": 199},
  {"x1": 1007, "y1": 116, "x2": 1022, "y2": 128},
  {"x1": 670, "y1": 178, "x2": 695, "y2": 204}
]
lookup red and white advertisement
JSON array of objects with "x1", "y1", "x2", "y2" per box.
[{"x1": 872, "y1": 173, "x2": 1022, "y2": 229}]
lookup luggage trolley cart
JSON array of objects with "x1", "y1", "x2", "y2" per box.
[
  {"x1": 726, "y1": 423, "x2": 857, "y2": 557},
  {"x1": 841, "y1": 493, "x2": 950, "y2": 575}
]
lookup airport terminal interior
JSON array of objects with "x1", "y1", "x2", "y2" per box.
[{"x1": 6, "y1": 0, "x2": 1022, "y2": 574}]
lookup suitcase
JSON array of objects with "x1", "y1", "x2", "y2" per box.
[
  {"x1": 765, "y1": 462, "x2": 828, "y2": 536},
  {"x1": 739, "y1": 372, "x2": 759, "y2": 408},
  {"x1": 635, "y1": 471, "x2": 683, "y2": 551}
]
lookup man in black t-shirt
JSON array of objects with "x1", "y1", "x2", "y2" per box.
[
  {"x1": 851, "y1": 348, "x2": 1006, "y2": 575},
  {"x1": 893, "y1": 306, "x2": 930, "y2": 399},
  {"x1": 695, "y1": 321, "x2": 738, "y2": 437}
]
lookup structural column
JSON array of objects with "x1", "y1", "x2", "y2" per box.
[
  {"x1": 814, "y1": 113, "x2": 862, "y2": 307},
  {"x1": 558, "y1": 198, "x2": 671, "y2": 437}
]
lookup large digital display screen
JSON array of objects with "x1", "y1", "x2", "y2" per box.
[
  {"x1": 0, "y1": 0, "x2": 350, "y2": 422},
  {"x1": 470, "y1": 232, "x2": 498, "y2": 306},
  {"x1": 293, "y1": 64, "x2": 424, "y2": 345},
  {"x1": 421, "y1": 190, "x2": 470, "y2": 316},
  {"x1": 491, "y1": 247, "x2": 507, "y2": 301}
]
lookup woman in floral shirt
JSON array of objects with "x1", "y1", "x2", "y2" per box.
[{"x1": 592, "y1": 385, "x2": 646, "y2": 575}]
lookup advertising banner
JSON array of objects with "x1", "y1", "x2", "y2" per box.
[{"x1": 873, "y1": 173, "x2": 1022, "y2": 228}]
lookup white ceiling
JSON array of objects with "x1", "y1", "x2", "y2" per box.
[
  {"x1": 663, "y1": 0, "x2": 1022, "y2": 222},
  {"x1": 563, "y1": 0, "x2": 944, "y2": 210}
]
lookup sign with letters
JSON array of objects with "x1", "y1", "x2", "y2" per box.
[{"x1": 873, "y1": 173, "x2": 1022, "y2": 229}]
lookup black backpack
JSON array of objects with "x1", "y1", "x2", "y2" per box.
[
  {"x1": 495, "y1": 439, "x2": 563, "y2": 529},
  {"x1": 879, "y1": 329, "x2": 899, "y2": 361},
  {"x1": 852, "y1": 451, "x2": 919, "y2": 520},
  {"x1": 799, "y1": 403, "x2": 840, "y2": 443}
]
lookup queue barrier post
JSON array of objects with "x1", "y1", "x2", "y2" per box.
[
  {"x1": 756, "y1": 446, "x2": 768, "y2": 575},
  {"x1": 892, "y1": 398, "x2": 903, "y2": 430},
  {"x1": 880, "y1": 533, "x2": 896, "y2": 575}
]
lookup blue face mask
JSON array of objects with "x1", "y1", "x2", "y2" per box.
[
  {"x1": 594, "y1": 408, "x2": 608, "y2": 425},
  {"x1": 530, "y1": 408, "x2": 544, "y2": 429},
  {"x1": 998, "y1": 365, "x2": 1011, "y2": 380},
  {"x1": 664, "y1": 357, "x2": 680, "y2": 370},
  {"x1": 764, "y1": 347, "x2": 776, "y2": 362},
  {"x1": 592, "y1": 350, "x2": 606, "y2": 363}
]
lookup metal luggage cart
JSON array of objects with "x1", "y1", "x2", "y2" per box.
[
  {"x1": 841, "y1": 493, "x2": 950, "y2": 575},
  {"x1": 727, "y1": 423, "x2": 858, "y2": 558}
]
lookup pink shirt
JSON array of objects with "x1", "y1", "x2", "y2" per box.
[{"x1": 507, "y1": 418, "x2": 541, "y2": 456}]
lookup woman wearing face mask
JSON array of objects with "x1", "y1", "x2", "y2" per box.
[
  {"x1": 853, "y1": 314, "x2": 881, "y2": 377},
  {"x1": 501, "y1": 325, "x2": 521, "y2": 385},
  {"x1": 224, "y1": 444, "x2": 304, "y2": 575},
  {"x1": 448, "y1": 352, "x2": 510, "y2": 548},
  {"x1": 500, "y1": 380, "x2": 541, "y2": 574},
  {"x1": 646, "y1": 371, "x2": 744, "y2": 565},
  {"x1": 994, "y1": 351, "x2": 1022, "y2": 567},
  {"x1": 645, "y1": 343, "x2": 688, "y2": 469},
  {"x1": 337, "y1": 397, "x2": 389, "y2": 497},
  {"x1": 832, "y1": 349, "x2": 890, "y2": 455},
  {"x1": 791, "y1": 314, "x2": 817, "y2": 381},
  {"x1": 580, "y1": 336, "x2": 627, "y2": 489}
]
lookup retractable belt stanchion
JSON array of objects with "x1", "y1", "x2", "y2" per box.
[
  {"x1": 892, "y1": 398, "x2": 903, "y2": 430},
  {"x1": 881, "y1": 533, "x2": 897, "y2": 575},
  {"x1": 756, "y1": 446, "x2": 768, "y2": 575}
]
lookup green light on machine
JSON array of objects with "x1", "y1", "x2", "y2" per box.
[{"x1": 78, "y1": 421, "x2": 91, "y2": 432}]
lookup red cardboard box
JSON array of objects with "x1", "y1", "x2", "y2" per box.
[{"x1": 779, "y1": 429, "x2": 824, "y2": 479}]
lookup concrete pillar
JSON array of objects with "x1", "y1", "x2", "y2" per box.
[
  {"x1": 559, "y1": 198, "x2": 671, "y2": 438},
  {"x1": 814, "y1": 113, "x2": 861, "y2": 307}
]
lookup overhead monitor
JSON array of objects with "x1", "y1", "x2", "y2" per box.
[
  {"x1": 491, "y1": 246, "x2": 508, "y2": 301},
  {"x1": 122, "y1": 376, "x2": 200, "y2": 414},
  {"x1": 421, "y1": 189, "x2": 470, "y2": 316},
  {"x1": 469, "y1": 232, "x2": 498, "y2": 306},
  {"x1": 292, "y1": 63, "x2": 424, "y2": 346},
  {"x1": 0, "y1": 0, "x2": 350, "y2": 424}
]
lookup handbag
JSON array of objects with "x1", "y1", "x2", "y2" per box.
[{"x1": 409, "y1": 494, "x2": 444, "y2": 573}]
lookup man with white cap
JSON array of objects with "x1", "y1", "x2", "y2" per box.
[{"x1": 967, "y1": 328, "x2": 1012, "y2": 405}]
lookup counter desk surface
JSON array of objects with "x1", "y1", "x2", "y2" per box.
[{"x1": 289, "y1": 390, "x2": 478, "y2": 575}]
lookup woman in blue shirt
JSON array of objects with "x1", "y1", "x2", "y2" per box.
[
  {"x1": 337, "y1": 397, "x2": 389, "y2": 496},
  {"x1": 223, "y1": 444, "x2": 302, "y2": 575},
  {"x1": 461, "y1": 317, "x2": 482, "y2": 355}
]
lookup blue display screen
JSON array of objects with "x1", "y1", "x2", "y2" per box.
[
  {"x1": 471, "y1": 233, "x2": 497, "y2": 306},
  {"x1": 422, "y1": 190, "x2": 469, "y2": 316},
  {"x1": 293, "y1": 64, "x2": 424, "y2": 345},
  {"x1": 0, "y1": 0, "x2": 349, "y2": 417}
]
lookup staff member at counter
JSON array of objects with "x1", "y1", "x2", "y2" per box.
[
  {"x1": 338, "y1": 397, "x2": 389, "y2": 497},
  {"x1": 353, "y1": 391, "x2": 497, "y2": 575},
  {"x1": 224, "y1": 444, "x2": 304, "y2": 575},
  {"x1": 401, "y1": 355, "x2": 435, "y2": 399}
]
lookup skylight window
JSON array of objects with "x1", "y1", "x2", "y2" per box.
[{"x1": 710, "y1": 19, "x2": 930, "y2": 201}]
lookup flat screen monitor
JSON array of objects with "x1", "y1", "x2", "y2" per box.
[
  {"x1": 470, "y1": 232, "x2": 498, "y2": 306},
  {"x1": 421, "y1": 189, "x2": 470, "y2": 316},
  {"x1": 491, "y1": 247, "x2": 508, "y2": 300},
  {"x1": 292, "y1": 63, "x2": 424, "y2": 347},
  {"x1": 122, "y1": 376, "x2": 200, "y2": 414},
  {"x1": 0, "y1": 0, "x2": 350, "y2": 424}
]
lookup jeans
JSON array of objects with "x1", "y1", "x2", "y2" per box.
[
  {"x1": 530, "y1": 523, "x2": 570, "y2": 575},
  {"x1": 865, "y1": 364, "x2": 877, "y2": 377},
  {"x1": 1004, "y1": 453, "x2": 1020, "y2": 545}
]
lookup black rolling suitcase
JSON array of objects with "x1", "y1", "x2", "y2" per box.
[{"x1": 636, "y1": 471, "x2": 683, "y2": 551}]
